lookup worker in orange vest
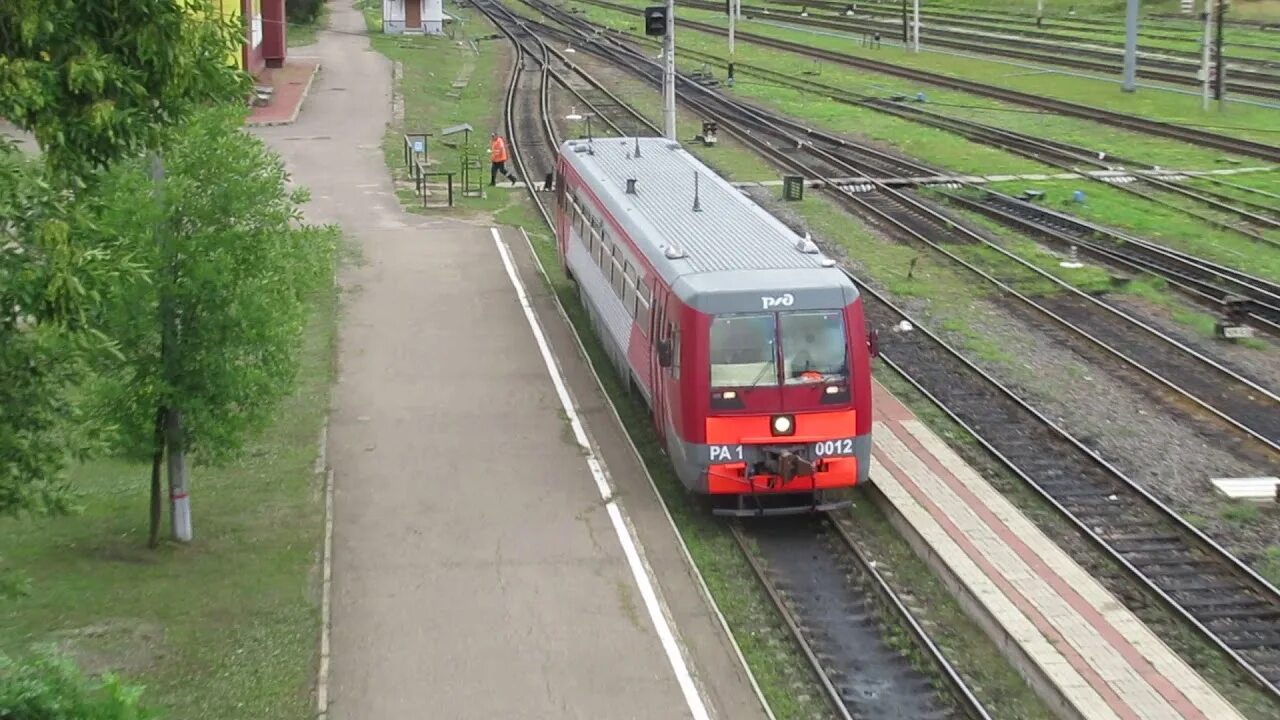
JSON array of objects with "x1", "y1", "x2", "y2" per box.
[{"x1": 489, "y1": 132, "x2": 517, "y2": 186}]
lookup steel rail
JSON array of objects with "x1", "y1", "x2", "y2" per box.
[
  {"x1": 678, "y1": 0, "x2": 1280, "y2": 97},
  {"x1": 577, "y1": 21, "x2": 1280, "y2": 246},
  {"x1": 501, "y1": 4, "x2": 1280, "y2": 696},
  {"x1": 732, "y1": 521, "x2": 991, "y2": 720},
  {"x1": 762, "y1": 0, "x2": 1280, "y2": 68},
  {"x1": 572, "y1": 0, "x2": 1280, "y2": 163}
]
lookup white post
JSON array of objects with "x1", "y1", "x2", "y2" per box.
[
  {"x1": 912, "y1": 0, "x2": 920, "y2": 52},
  {"x1": 1121, "y1": 0, "x2": 1138, "y2": 92},
  {"x1": 1201, "y1": 0, "x2": 1213, "y2": 109},
  {"x1": 423, "y1": 0, "x2": 443, "y2": 34},
  {"x1": 1036, "y1": 0, "x2": 1043, "y2": 27},
  {"x1": 663, "y1": 0, "x2": 677, "y2": 140}
]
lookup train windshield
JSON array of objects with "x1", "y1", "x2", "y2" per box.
[
  {"x1": 710, "y1": 311, "x2": 847, "y2": 388},
  {"x1": 709, "y1": 314, "x2": 778, "y2": 387},
  {"x1": 780, "y1": 311, "x2": 847, "y2": 384}
]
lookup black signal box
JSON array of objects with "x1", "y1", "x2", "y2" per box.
[{"x1": 644, "y1": 6, "x2": 667, "y2": 36}]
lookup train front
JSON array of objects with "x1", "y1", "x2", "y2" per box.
[{"x1": 678, "y1": 274, "x2": 874, "y2": 517}]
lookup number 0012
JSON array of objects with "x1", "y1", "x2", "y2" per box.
[{"x1": 814, "y1": 439, "x2": 854, "y2": 456}]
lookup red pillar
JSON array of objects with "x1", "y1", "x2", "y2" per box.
[
  {"x1": 262, "y1": 0, "x2": 287, "y2": 68},
  {"x1": 242, "y1": 0, "x2": 267, "y2": 75}
]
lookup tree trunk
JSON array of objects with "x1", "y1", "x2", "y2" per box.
[
  {"x1": 148, "y1": 406, "x2": 166, "y2": 548},
  {"x1": 166, "y1": 407, "x2": 192, "y2": 542}
]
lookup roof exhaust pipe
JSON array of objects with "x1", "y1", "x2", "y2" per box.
[{"x1": 692, "y1": 171, "x2": 702, "y2": 212}]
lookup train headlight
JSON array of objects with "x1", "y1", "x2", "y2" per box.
[{"x1": 771, "y1": 415, "x2": 794, "y2": 436}]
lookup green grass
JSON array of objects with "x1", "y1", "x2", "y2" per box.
[
  {"x1": 981, "y1": 178, "x2": 1280, "y2": 283},
  {"x1": 0, "y1": 285, "x2": 337, "y2": 719},
  {"x1": 363, "y1": 2, "x2": 521, "y2": 217},
  {"x1": 584, "y1": 0, "x2": 1280, "y2": 145},
  {"x1": 1261, "y1": 546, "x2": 1280, "y2": 587},
  {"x1": 287, "y1": 4, "x2": 329, "y2": 47},
  {"x1": 568, "y1": 0, "x2": 1275, "y2": 171}
]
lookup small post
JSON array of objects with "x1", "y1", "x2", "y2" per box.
[
  {"x1": 1201, "y1": 0, "x2": 1213, "y2": 110},
  {"x1": 1213, "y1": 0, "x2": 1226, "y2": 106},
  {"x1": 1122, "y1": 0, "x2": 1138, "y2": 92},
  {"x1": 728, "y1": 0, "x2": 736, "y2": 85},
  {"x1": 664, "y1": 0, "x2": 677, "y2": 141},
  {"x1": 912, "y1": 0, "x2": 920, "y2": 52},
  {"x1": 900, "y1": 0, "x2": 908, "y2": 43},
  {"x1": 1036, "y1": 0, "x2": 1043, "y2": 27}
]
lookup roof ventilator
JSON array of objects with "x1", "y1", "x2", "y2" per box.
[
  {"x1": 795, "y1": 232, "x2": 820, "y2": 254},
  {"x1": 633, "y1": 136, "x2": 642, "y2": 158},
  {"x1": 663, "y1": 245, "x2": 687, "y2": 260},
  {"x1": 626, "y1": 178, "x2": 638, "y2": 194},
  {"x1": 692, "y1": 171, "x2": 702, "y2": 212}
]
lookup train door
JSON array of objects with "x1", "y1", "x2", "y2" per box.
[{"x1": 650, "y1": 289, "x2": 670, "y2": 441}]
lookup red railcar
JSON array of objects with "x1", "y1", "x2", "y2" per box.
[{"x1": 553, "y1": 137, "x2": 875, "y2": 515}]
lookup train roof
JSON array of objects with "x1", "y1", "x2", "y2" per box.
[{"x1": 559, "y1": 137, "x2": 858, "y2": 313}]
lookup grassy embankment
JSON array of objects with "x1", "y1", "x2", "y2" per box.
[{"x1": 0, "y1": 286, "x2": 338, "y2": 718}]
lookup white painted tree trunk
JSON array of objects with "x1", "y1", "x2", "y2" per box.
[{"x1": 167, "y1": 409, "x2": 193, "y2": 542}]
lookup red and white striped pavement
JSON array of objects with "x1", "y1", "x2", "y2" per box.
[{"x1": 869, "y1": 381, "x2": 1243, "y2": 720}]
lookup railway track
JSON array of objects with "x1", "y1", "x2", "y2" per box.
[
  {"x1": 762, "y1": 0, "x2": 1280, "y2": 67},
  {"x1": 680, "y1": 0, "x2": 1280, "y2": 99},
  {"x1": 734, "y1": 519, "x2": 990, "y2": 719},
  {"x1": 572, "y1": 0, "x2": 1280, "y2": 164},
  {"x1": 570, "y1": 25, "x2": 1280, "y2": 248},
  {"x1": 482, "y1": 4, "x2": 999, "y2": 715},
  {"x1": 494, "y1": 1, "x2": 1280, "y2": 698},
  {"x1": 531, "y1": 0, "x2": 1280, "y2": 453}
]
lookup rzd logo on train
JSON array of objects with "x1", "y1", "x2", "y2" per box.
[{"x1": 761, "y1": 293, "x2": 794, "y2": 310}]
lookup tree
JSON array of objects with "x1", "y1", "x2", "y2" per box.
[
  {"x1": 88, "y1": 106, "x2": 336, "y2": 545},
  {"x1": 0, "y1": 0, "x2": 249, "y2": 518},
  {"x1": 0, "y1": 0, "x2": 249, "y2": 178},
  {"x1": 0, "y1": 141, "x2": 124, "y2": 517}
]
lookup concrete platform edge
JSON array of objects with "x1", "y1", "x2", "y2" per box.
[
  {"x1": 866, "y1": 480, "x2": 1086, "y2": 720},
  {"x1": 514, "y1": 225, "x2": 776, "y2": 720}
]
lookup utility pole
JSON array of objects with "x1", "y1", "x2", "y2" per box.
[
  {"x1": 1036, "y1": 0, "x2": 1043, "y2": 28},
  {"x1": 1122, "y1": 0, "x2": 1138, "y2": 92},
  {"x1": 912, "y1": 0, "x2": 920, "y2": 52},
  {"x1": 1213, "y1": 0, "x2": 1226, "y2": 106},
  {"x1": 664, "y1": 0, "x2": 676, "y2": 140},
  {"x1": 1201, "y1": 0, "x2": 1213, "y2": 109},
  {"x1": 901, "y1": 0, "x2": 908, "y2": 43},
  {"x1": 150, "y1": 152, "x2": 192, "y2": 543},
  {"x1": 728, "y1": 0, "x2": 736, "y2": 85}
]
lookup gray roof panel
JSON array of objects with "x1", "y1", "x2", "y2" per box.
[{"x1": 561, "y1": 138, "x2": 854, "y2": 299}]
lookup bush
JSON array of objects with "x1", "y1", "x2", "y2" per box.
[
  {"x1": 0, "y1": 652, "x2": 156, "y2": 719},
  {"x1": 286, "y1": 0, "x2": 325, "y2": 25}
]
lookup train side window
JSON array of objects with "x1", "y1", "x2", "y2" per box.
[
  {"x1": 669, "y1": 324, "x2": 681, "y2": 379},
  {"x1": 612, "y1": 256, "x2": 625, "y2": 298},
  {"x1": 622, "y1": 263, "x2": 637, "y2": 316},
  {"x1": 636, "y1": 279, "x2": 651, "y2": 334}
]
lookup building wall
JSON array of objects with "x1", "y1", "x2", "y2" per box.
[
  {"x1": 216, "y1": 0, "x2": 265, "y2": 73},
  {"x1": 383, "y1": 0, "x2": 407, "y2": 34}
]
